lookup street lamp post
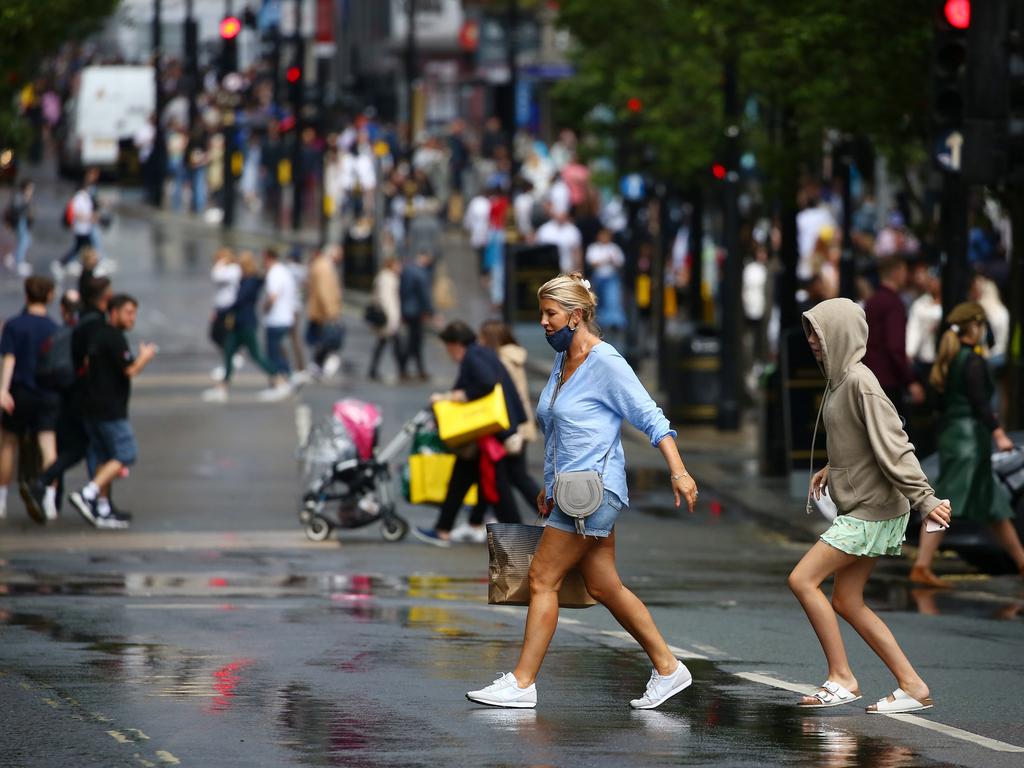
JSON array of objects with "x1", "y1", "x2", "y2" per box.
[
  {"x1": 717, "y1": 55, "x2": 741, "y2": 431},
  {"x1": 405, "y1": 0, "x2": 417, "y2": 159},
  {"x1": 291, "y1": 0, "x2": 305, "y2": 231},
  {"x1": 150, "y1": 0, "x2": 165, "y2": 207}
]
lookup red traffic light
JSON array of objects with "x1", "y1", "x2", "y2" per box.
[
  {"x1": 711, "y1": 163, "x2": 727, "y2": 180},
  {"x1": 944, "y1": 0, "x2": 970, "y2": 29},
  {"x1": 626, "y1": 97, "x2": 643, "y2": 113},
  {"x1": 220, "y1": 16, "x2": 241, "y2": 39},
  {"x1": 286, "y1": 66, "x2": 302, "y2": 84}
]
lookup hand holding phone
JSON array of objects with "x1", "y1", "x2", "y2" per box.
[{"x1": 925, "y1": 499, "x2": 952, "y2": 533}]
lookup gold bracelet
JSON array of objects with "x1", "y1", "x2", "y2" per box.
[{"x1": 670, "y1": 472, "x2": 690, "y2": 482}]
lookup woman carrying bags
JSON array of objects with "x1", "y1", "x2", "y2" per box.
[
  {"x1": 412, "y1": 320, "x2": 526, "y2": 546},
  {"x1": 789, "y1": 298, "x2": 952, "y2": 714},
  {"x1": 911, "y1": 302, "x2": 1023, "y2": 586},
  {"x1": 465, "y1": 273, "x2": 699, "y2": 710}
]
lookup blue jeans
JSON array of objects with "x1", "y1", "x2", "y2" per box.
[
  {"x1": 191, "y1": 167, "x2": 207, "y2": 212},
  {"x1": 169, "y1": 159, "x2": 187, "y2": 211},
  {"x1": 14, "y1": 218, "x2": 31, "y2": 266},
  {"x1": 265, "y1": 325, "x2": 292, "y2": 376}
]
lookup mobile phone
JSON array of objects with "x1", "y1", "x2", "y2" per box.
[{"x1": 925, "y1": 519, "x2": 948, "y2": 533}]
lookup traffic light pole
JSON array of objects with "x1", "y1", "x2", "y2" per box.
[
  {"x1": 149, "y1": 0, "x2": 165, "y2": 207},
  {"x1": 405, "y1": 0, "x2": 417, "y2": 159},
  {"x1": 184, "y1": 0, "x2": 199, "y2": 130},
  {"x1": 717, "y1": 55, "x2": 741, "y2": 431},
  {"x1": 939, "y1": 169, "x2": 970, "y2": 317},
  {"x1": 291, "y1": 0, "x2": 305, "y2": 232}
]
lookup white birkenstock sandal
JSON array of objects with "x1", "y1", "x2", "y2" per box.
[
  {"x1": 866, "y1": 688, "x2": 934, "y2": 714},
  {"x1": 798, "y1": 680, "x2": 862, "y2": 708}
]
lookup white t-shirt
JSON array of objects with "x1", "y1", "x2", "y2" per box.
[
  {"x1": 71, "y1": 189, "x2": 94, "y2": 236},
  {"x1": 906, "y1": 293, "x2": 942, "y2": 364},
  {"x1": 795, "y1": 204, "x2": 835, "y2": 280},
  {"x1": 536, "y1": 220, "x2": 583, "y2": 273},
  {"x1": 464, "y1": 195, "x2": 492, "y2": 249},
  {"x1": 548, "y1": 180, "x2": 571, "y2": 217},
  {"x1": 513, "y1": 192, "x2": 536, "y2": 238},
  {"x1": 211, "y1": 262, "x2": 242, "y2": 310},
  {"x1": 585, "y1": 241, "x2": 624, "y2": 278},
  {"x1": 134, "y1": 122, "x2": 156, "y2": 162},
  {"x1": 264, "y1": 262, "x2": 298, "y2": 328},
  {"x1": 741, "y1": 260, "x2": 768, "y2": 321}
]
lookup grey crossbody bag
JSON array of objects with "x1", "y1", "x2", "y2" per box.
[{"x1": 550, "y1": 356, "x2": 612, "y2": 534}]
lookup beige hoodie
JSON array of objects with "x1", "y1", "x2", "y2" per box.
[
  {"x1": 498, "y1": 344, "x2": 538, "y2": 443},
  {"x1": 802, "y1": 298, "x2": 941, "y2": 522}
]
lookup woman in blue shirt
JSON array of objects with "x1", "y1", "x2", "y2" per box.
[{"x1": 466, "y1": 273, "x2": 699, "y2": 711}]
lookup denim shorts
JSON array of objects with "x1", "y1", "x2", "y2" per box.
[
  {"x1": 545, "y1": 489, "x2": 624, "y2": 538},
  {"x1": 86, "y1": 418, "x2": 139, "y2": 467}
]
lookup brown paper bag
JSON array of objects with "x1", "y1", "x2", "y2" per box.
[{"x1": 486, "y1": 523, "x2": 597, "y2": 609}]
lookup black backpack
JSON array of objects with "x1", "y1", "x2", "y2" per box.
[{"x1": 36, "y1": 326, "x2": 76, "y2": 391}]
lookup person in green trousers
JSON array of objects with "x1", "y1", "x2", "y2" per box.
[{"x1": 911, "y1": 302, "x2": 1023, "y2": 587}]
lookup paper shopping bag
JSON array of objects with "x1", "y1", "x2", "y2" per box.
[
  {"x1": 486, "y1": 523, "x2": 597, "y2": 609},
  {"x1": 433, "y1": 385, "x2": 510, "y2": 446}
]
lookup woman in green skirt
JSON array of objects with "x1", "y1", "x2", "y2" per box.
[{"x1": 910, "y1": 302, "x2": 1023, "y2": 587}]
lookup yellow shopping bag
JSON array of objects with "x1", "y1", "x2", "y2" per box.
[
  {"x1": 408, "y1": 454, "x2": 478, "y2": 505},
  {"x1": 432, "y1": 385, "x2": 510, "y2": 446}
]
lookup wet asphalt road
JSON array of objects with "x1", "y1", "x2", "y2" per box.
[{"x1": 1, "y1": 181, "x2": 1024, "y2": 767}]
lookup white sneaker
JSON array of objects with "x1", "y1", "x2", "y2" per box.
[
  {"x1": 258, "y1": 382, "x2": 293, "y2": 402},
  {"x1": 232, "y1": 353, "x2": 245, "y2": 371},
  {"x1": 322, "y1": 354, "x2": 341, "y2": 379},
  {"x1": 65, "y1": 261, "x2": 82, "y2": 278},
  {"x1": 210, "y1": 365, "x2": 226, "y2": 381},
  {"x1": 50, "y1": 261, "x2": 65, "y2": 280},
  {"x1": 290, "y1": 369, "x2": 312, "y2": 387},
  {"x1": 94, "y1": 257, "x2": 117, "y2": 277},
  {"x1": 630, "y1": 660, "x2": 692, "y2": 709},
  {"x1": 16, "y1": 262, "x2": 32, "y2": 277},
  {"x1": 0, "y1": 497, "x2": 6, "y2": 520},
  {"x1": 42, "y1": 489, "x2": 58, "y2": 521},
  {"x1": 449, "y1": 522, "x2": 485, "y2": 543},
  {"x1": 2, "y1": 252, "x2": 13, "y2": 270},
  {"x1": 202, "y1": 386, "x2": 228, "y2": 403},
  {"x1": 466, "y1": 673, "x2": 537, "y2": 708}
]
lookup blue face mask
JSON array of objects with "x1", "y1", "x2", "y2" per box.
[{"x1": 545, "y1": 322, "x2": 576, "y2": 353}]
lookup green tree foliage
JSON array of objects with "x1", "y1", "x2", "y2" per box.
[
  {"x1": 0, "y1": 0, "x2": 121, "y2": 147},
  {"x1": 555, "y1": 0, "x2": 934, "y2": 187}
]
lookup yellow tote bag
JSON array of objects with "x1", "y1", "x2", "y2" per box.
[
  {"x1": 408, "y1": 454, "x2": 478, "y2": 505},
  {"x1": 432, "y1": 385, "x2": 510, "y2": 446}
]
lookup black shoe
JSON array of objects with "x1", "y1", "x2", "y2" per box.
[
  {"x1": 70, "y1": 490, "x2": 99, "y2": 528},
  {"x1": 95, "y1": 510, "x2": 131, "y2": 530},
  {"x1": 19, "y1": 480, "x2": 46, "y2": 525},
  {"x1": 110, "y1": 504, "x2": 133, "y2": 520}
]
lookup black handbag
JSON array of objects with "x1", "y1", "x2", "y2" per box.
[
  {"x1": 992, "y1": 449, "x2": 1024, "y2": 502},
  {"x1": 364, "y1": 302, "x2": 387, "y2": 328}
]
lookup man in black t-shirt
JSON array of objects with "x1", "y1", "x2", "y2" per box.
[
  {"x1": 69, "y1": 294, "x2": 157, "y2": 530},
  {"x1": 0, "y1": 276, "x2": 60, "y2": 524}
]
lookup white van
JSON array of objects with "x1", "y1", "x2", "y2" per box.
[{"x1": 59, "y1": 65, "x2": 155, "y2": 176}]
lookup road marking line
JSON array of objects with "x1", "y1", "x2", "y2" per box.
[
  {"x1": 667, "y1": 643, "x2": 709, "y2": 661},
  {"x1": 733, "y1": 671, "x2": 1024, "y2": 753},
  {"x1": 295, "y1": 404, "x2": 312, "y2": 446},
  {"x1": 886, "y1": 714, "x2": 1024, "y2": 753},
  {"x1": 155, "y1": 750, "x2": 181, "y2": 764}
]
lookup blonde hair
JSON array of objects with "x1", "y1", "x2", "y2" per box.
[
  {"x1": 214, "y1": 247, "x2": 235, "y2": 264},
  {"x1": 929, "y1": 319, "x2": 984, "y2": 392},
  {"x1": 237, "y1": 250, "x2": 258, "y2": 276},
  {"x1": 537, "y1": 272, "x2": 598, "y2": 326}
]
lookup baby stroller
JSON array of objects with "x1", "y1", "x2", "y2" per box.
[{"x1": 297, "y1": 399, "x2": 434, "y2": 542}]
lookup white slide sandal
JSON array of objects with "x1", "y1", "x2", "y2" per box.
[
  {"x1": 798, "y1": 680, "x2": 862, "y2": 708},
  {"x1": 866, "y1": 688, "x2": 934, "y2": 714}
]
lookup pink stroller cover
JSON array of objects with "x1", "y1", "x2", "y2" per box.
[{"x1": 333, "y1": 399, "x2": 382, "y2": 461}]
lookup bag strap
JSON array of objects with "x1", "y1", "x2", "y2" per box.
[{"x1": 551, "y1": 354, "x2": 613, "y2": 477}]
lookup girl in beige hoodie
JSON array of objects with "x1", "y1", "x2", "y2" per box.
[{"x1": 789, "y1": 298, "x2": 952, "y2": 714}]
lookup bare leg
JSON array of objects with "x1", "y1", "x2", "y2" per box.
[
  {"x1": 512, "y1": 528, "x2": 594, "y2": 687},
  {"x1": 832, "y1": 556, "x2": 930, "y2": 704},
  {"x1": 0, "y1": 432, "x2": 17, "y2": 486},
  {"x1": 788, "y1": 540, "x2": 861, "y2": 702},
  {"x1": 989, "y1": 520, "x2": 1024, "y2": 572},
  {"x1": 37, "y1": 430, "x2": 57, "y2": 470},
  {"x1": 577, "y1": 532, "x2": 677, "y2": 674}
]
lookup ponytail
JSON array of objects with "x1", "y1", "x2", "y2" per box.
[{"x1": 929, "y1": 328, "x2": 962, "y2": 393}]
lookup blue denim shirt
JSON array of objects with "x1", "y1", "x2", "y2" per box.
[{"x1": 536, "y1": 342, "x2": 676, "y2": 508}]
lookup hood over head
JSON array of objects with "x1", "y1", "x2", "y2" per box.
[{"x1": 801, "y1": 298, "x2": 867, "y2": 387}]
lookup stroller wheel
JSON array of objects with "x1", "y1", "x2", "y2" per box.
[
  {"x1": 304, "y1": 516, "x2": 333, "y2": 542},
  {"x1": 380, "y1": 515, "x2": 409, "y2": 542}
]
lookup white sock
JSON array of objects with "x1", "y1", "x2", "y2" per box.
[
  {"x1": 82, "y1": 482, "x2": 100, "y2": 501},
  {"x1": 97, "y1": 497, "x2": 112, "y2": 517},
  {"x1": 44, "y1": 486, "x2": 57, "y2": 504},
  {"x1": 0, "y1": 487, "x2": 7, "y2": 505}
]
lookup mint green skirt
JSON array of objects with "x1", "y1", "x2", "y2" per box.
[{"x1": 820, "y1": 513, "x2": 910, "y2": 558}]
